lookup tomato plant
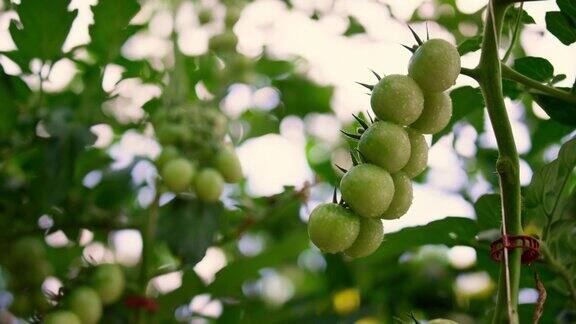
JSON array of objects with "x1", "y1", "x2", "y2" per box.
[{"x1": 0, "y1": 0, "x2": 575, "y2": 323}]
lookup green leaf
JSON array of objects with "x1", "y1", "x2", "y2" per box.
[
  {"x1": 361, "y1": 217, "x2": 479, "y2": 263},
  {"x1": 433, "y1": 86, "x2": 484, "y2": 143},
  {"x1": 532, "y1": 87, "x2": 576, "y2": 126},
  {"x1": 545, "y1": 11, "x2": 576, "y2": 45},
  {"x1": 9, "y1": 0, "x2": 77, "y2": 62},
  {"x1": 513, "y1": 57, "x2": 554, "y2": 82},
  {"x1": 474, "y1": 194, "x2": 501, "y2": 231},
  {"x1": 157, "y1": 198, "x2": 223, "y2": 266},
  {"x1": 89, "y1": 0, "x2": 140, "y2": 62},
  {"x1": 525, "y1": 137, "x2": 576, "y2": 218},
  {"x1": 207, "y1": 231, "x2": 308, "y2": 297},
  {"x1": 238, "y1": 109, "x2": 280, "y2": 142},
  {"x1": 557, "y1": 0, "x2": 576, "y2": 22},
  {"x1": 273, "y1": 75, "x2": 333, "y2": 118},
  {"x1": 156, "y1": 269, "x2": 205, "y2": 322},
  {"x1": 344, "y1": 16, "x2": 366, "y2": 36},
  {"x1": 457, "y1": 35, "x2": 483, "y2": 55},
  {"x1": 0, "y1": 67, "x2": 30, "y2": 138}
]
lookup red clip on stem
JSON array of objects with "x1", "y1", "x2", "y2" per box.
[
  {"x1": 490, "y1": 234, "x2": 540, "y2": 264},
  {"x1": 124, "y1": 296, "x2": 159, "y2": 313}
]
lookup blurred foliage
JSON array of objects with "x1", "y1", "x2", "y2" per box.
[{"x1": 0, "y1": 0, "x2": 574, "y2": 323}]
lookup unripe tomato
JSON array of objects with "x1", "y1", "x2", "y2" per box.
[
  {"x1": 91, "y1": 264, "x2": 125, "y2": 305},
  {"x1": 370, "y1": 74, "x2": 424, "y2": 126},
  {"x1": 307, "y1": 203, "x2": 360, "y2": 253},
  {"x1": 381, "y1": 172, "x2": 413, "y2": 219},
  {"x1": 358, "y1": 121, "x2": 411, "y2": 173},
  {"x1": 10, "y1": 293, "x2": 31, "y2": 317},
  {"x1": 194, "y1": 168, "x2": 224, "y2": 202},
  {"x1": 214, "y1": 146, "x2": 242, "y2": 183},
  {"x1": 411, "y1": 91, "x2": 452, "y2": 134},
  {"x1": 408, "y1": 39, "x2": 461, "y2": 92},
  {"x1": 332, "y1": 288, "x2": 360, "y2": 314},
  {"x1": 402, "y1": 128, "x2": 428, "y2": 178},
  {"x1": 161, "y1": 158, "x2": 196, "y2": 193},
  {"x1": 11, "y1": 237, "x2": 45, "y2": 262},
  {"x1": 68, "y1": 287, "x2": 102, "y2": 324},
  {"x1": 155, "y1": 146, "x2": 180, "y2": 169},
  {"x1": 156, "y1": 124, "x2": 187, "y2": 146},
  {"x1": 340, "y1": 164, "x2": 394, "y2": 218},
  {"x1": 209, "y1": 32, "x2": 238, "y2": 53},
  {"x1": 344, "y1": 218, "x2": 384, "y2": 258},
  {"x1": 428, "y1": 319, "x2": 458, "y2": 324},
  {"x1": 20, "y1": 258, "x2": 53, "y2": 286},
  {"x1": 44, "y1": 311, "x2": 82, "y2": 324}
]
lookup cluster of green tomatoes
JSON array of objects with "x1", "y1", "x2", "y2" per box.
[
  {"x1": 155, "y1": 105, "x2": 242, "y2": 201},
  {"x1": 308, "y1": 37, "x2": 461, "y2": 258},
  {"x1": 42, "y1": 264, "x2": 125, "y2": 324},
  {"x1": 2, "y1": 237, "x2": 125, "y2": 324},
  {"x1": 3, "y1": 237, "x2": 53, "y2": 317}
]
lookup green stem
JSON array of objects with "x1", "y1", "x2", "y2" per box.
[
  {"x1": 501, "y1": 64, "x2": 576, "y2": 104},
  {"x1": 137, "y1": 185, "x2": 161, "y2": 324},
  {"x1": 502, "y1": 1, "x2": 523, "y2": 63},
  {"x1": 476, "y1": 1, "x2": 522, "y2": 323},
  {"x1": 540, "y1": 243, "x2": 576, "y2": 306}
]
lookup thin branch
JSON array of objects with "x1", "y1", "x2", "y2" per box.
[
  {"x1": 501, "y1": 64, "x2": 576, "y2": 104},
  {"x1": 502, "y1": 2, "x2": 524, "y2": 63}
]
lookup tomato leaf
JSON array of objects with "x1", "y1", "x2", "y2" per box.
[
  {"x1": 545, "y1": 11, "x2": 576, "y2": 45},
  {"x1": 157, "y1": 198, "x2": 223, "y2": 266},
  {"x1": 474, "y1": 194, "x2": 501, "y2": 231},
  {"x1": 458, "y1": 35, "x2": 483, "y2": 55},
  {"x1": 525, "y1": 136, "x2": 576, "y2": 218},
  {"x1": 89, "y1": 0, "x2": 141, "y2": 62},
  {"x1": 207, "y1": 231, "x2": 308, "y2": 297},
  {"x1": 9, "y1": 0, "x2": 77, "y2": 63},
  {"x1": 273, "y1": 75, "x2": 334, "y2": 118},
  {"x1": 532, "y1": 87, "x2": 576, "y2": 126},
  {"x1": 513, "y1": 57, "x2": 554, "y2": 83},
  {"x1": 557, "y1": 0, "x2": 576, "y2": 22},
  {"x1": 360, "y1": 217, "x2": 478, "y2": 263}
]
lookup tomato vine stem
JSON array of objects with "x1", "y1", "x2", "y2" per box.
[{"x1": 477, "y1": 1, "x2": 522, "y2": 323}]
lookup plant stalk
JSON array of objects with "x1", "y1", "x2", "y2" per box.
[
  {"x1": 501, "y1": 64, "x2": 576, "y2": 104},
  {"x1": 477, "y1": 1, "x2": 522, "y2": 323},
  {"x1": 137, "y1": 185, "x2": 161, "y2": 324}
]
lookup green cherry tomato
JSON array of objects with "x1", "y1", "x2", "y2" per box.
[
  {"x1": 411, "y1": 91, "x2": 453, "y2": 134},
  {"x1": 194, "y1": 168, "x2": 224, "y2": 202},
  {"x1": 161, "y1": 158, "x2": 196, "y2": 193},
  {"x1": 358, "y1": 121, "x2": 411, "y2": 173},
  {"x1": 307, "y1": 203, "x2": 360, "y2": 253},
  {"x1": 69, "y1": 287, "x2": 102, "y2": 324},
  {"x1": 340, "y1": 164, "x2": 395, "y2": 218},
  {"x1": 44, "y1": 311, "x2": 82, "y2": 324},
  {"x1": 214, "y1": 146, "x2": 243, "y2": 183},
  {"x1": 155, "y1": 146, "x2": 180, "y2": 169},
  {"x1": 402, "y1": 128, "x2": 428, "y2": 178},
  {"x1": 370, "y1": 74, "x2": 424, "y2": 126},
  {"x1": 381, "y1": 172, "x2": 413, "y2": 219},
  {"x1": 11, "y1": 237, "x2": 45, "y2": 262},
  {"x1": 408, "y1": 39, "x2": 461, "y2": 92},
  {"x1": 344, "y1": 217, "x2": 384, "y2": 258},
  {"x1": 10, "y1": 293, "x2": 31, "y2": 317},
  {"x1": 92, "y1": 264, "x2": 125, "y2": 305}
]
